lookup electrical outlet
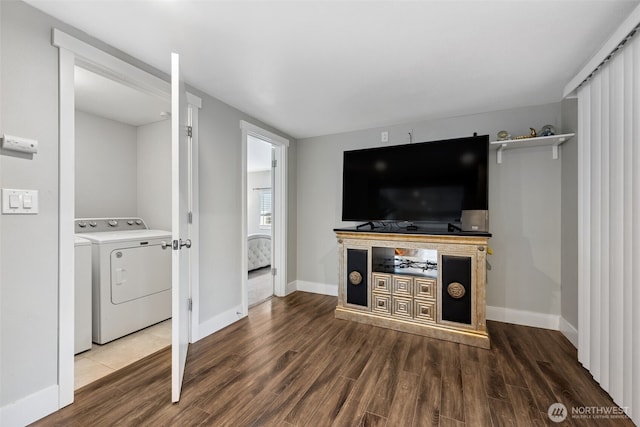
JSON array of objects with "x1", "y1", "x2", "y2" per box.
[{"x1": 381, "y1": 131, "x2": 389, "y2": 142}]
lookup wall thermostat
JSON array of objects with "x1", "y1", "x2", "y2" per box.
[{"x1": 1, "y1": 134, "x2": 38, "y2": 154}]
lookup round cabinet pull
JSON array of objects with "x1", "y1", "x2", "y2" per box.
[
  {"x1": 378, "y1": 300, "x2": 385, "y2": 307},
  {"x1": 421, "y1": 307, "x2": 428, "y2": 314},
  {"x1": 478, "y1": 246, "x2": 485, "y2": 252},
  {"x1": 349, "y1": 270, "x2": 363, "y2": 285},
  {"x1": 447, "y1": 282, "x2": 466, "y2": 299}
]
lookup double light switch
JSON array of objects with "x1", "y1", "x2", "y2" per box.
[{"x1": 2, "y1": 189, "x2": 39, "y2": 214}]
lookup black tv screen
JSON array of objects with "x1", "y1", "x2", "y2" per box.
[{"x1": 342, "y1": 135, "x2": 488, "y2": 222}]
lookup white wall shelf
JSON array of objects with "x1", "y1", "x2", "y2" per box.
[{"x1": 490, "y1": 133, "x2": 575, "y2": 164}]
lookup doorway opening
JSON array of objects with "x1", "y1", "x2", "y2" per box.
[
  {"x1": 73, "y1": 64, "x2": 173, "y2": 390},
  {"x1": 55, "y1": 29, "x2": 201, "y2": 407},
  {"x1": 240, "y1": 121, "x2": 289, "y2": 315},
  {"x1": 247, "y1": 135, "x2": 275, "y2": 306}
]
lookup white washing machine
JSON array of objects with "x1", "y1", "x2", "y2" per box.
[
  {"x1": 74, "y1": 236, "x2": 92, "y2": 354},
  {"x1": 76, "y1": 218, "x2": 172, "y2": 344}
]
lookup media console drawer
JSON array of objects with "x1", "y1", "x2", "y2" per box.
[
  {"x1": 415, "y1": 278, "x2": 436, "y2": 299},
  {"x1": 372, "y1": 273, "x2": 391, "y2": 294},
  {"x1": 392, "y1": 276, "x2": 413, "y2": 296},
  {"x1": 414, "y1": 300, "x2": 436, "y2": 323},
  {"x1": 335, "y1": 230, "x2": 490, "y2": 349},
  {"x1": 372, "y1": 294, "x2": 391, "y2": 315},
  {"x1": 392, "y1": 296, "x2": 413, "y2": 319}
]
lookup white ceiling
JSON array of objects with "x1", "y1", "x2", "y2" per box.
[
  {"x1": 27, "y1": 0, "x2": 640, "y2": 139},
  {"x1": 75, "y1": 66, "x2": 171, "y2": 126}
]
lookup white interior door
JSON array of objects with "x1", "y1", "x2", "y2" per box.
[{"x1": 171, "y1": 52, "x2": 191, "y2": 402}]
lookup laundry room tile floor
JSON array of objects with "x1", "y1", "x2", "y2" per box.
[{"x1": 74, "y1": 319, "x2": 171, "y2": 390}]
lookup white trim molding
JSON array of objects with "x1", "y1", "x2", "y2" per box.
[
  {"x1": 56, "y1": 46, "x2": 76, "y2": 409},
  {"x1": 295, "y1": 280, "x2": 339, "y2": 297},
  {"x1": 240, "y1": 120, "x2": 289, "y2": 147},
  {"x1": 486, "y1": 306, "x2": 560, "y2": 331},
  {"x1": 286, "y1": 280, "x2": 298, "y2": 295},
  {"x1": 286, "y1": 284, "x2": 567, "y2": 331},
  {"x1": 195, "y1": 305, "x2": 245, "y2": 341},
  {"x1": 186, "y1": 93, "x2": 202, "y2": 344},
  {"x1": 52, "y1": 29, "x2": 169, "y2": 100},
  {"x1": 0, "y1": 385, "x2": 59, "y2": 427},
  {"x1": 53, "y1": 28, "x2": 175, "y2": 411},
  {"x1": 240, "y1": 121, "x2": 289, "y2": 317},
  {"x1": 559, "y1": 317, "x2": 578, "y2": 348}
]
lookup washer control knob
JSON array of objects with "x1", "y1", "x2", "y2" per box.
[
  {"x1": 127, "y1": 220, "x2": 134, "y2": 225},
  {"x1": 108, "y1": 220, "x2": 118, "y2": 227},
  {"x1": 89, "y1": 221, "x2": 97, "y2": 227},
  {"x1": 78, "y1": 221, "x2": 87, "y2": 228},
  {"x1": 135, "y1": 219, "x2": 142, "y2": 225}
]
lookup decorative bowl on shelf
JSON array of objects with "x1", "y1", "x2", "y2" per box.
[
  {"x1": 539, "y1": 124, "x2": 556, "y2": 137},
  {"x1": 497, "y1": 130, "x2": 510, "y2": 141}
]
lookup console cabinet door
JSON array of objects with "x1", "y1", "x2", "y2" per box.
[
  {"x1": 441, "y1": 255, "x2": 473, "y2": 325},
  {"x1": 342, "y1": 248, "x2": 369, "y2": 309},
  {"x1": 438, "y1": 244, "x2": 487, "y2": 332}
]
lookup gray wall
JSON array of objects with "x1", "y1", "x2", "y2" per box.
[
  {"x1": 297, "y1": 103, "x2": 564, "y2": 316},
  {"x1": 75, "y1": 110, "x2": 138, "y2": 218},
  {"x1": 1, "y1": 0, "x2": 60, "y2": 408},
  {"x1": 76, "y1": 112, "x2": 171, "y2": 230},
  {"x1": 137, "y1": 119, "x2": 171, "y2": 231},
  {"x1": 186, "y1": 85, "x2": 296, "y2": 322},
  {"x1": 561, "y1": 98, "x2": 579, "y2": 330},
  {"x1": 0, "y1": 0, "x2": 297, "y2": 412}
]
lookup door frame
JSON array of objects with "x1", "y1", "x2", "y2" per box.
[
  {"x1": 240, "y1": 121, "x2": 289, "y2": 314},
  {"x1": 53, "y1": 29, "x2": 200, "y2": 408}
]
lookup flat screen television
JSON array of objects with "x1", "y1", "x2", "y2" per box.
[{"x1": 342, "y1": 135, "x2": 488, "y2": 223}]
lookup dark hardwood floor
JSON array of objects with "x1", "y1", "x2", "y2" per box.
[{"x1": 32, "y1": 292, "x2": 632, "y2": 426}]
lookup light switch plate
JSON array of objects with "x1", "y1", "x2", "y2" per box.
[{"x1": 2, "y1": 189, "x2": 39, "y2": 214}]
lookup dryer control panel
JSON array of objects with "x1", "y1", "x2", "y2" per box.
[{"x1": 75, "y1": 217, "x2": 147, "y2": 233}]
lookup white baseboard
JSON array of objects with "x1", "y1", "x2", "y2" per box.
[
  {"x1": 559, "y1": 317, "x2": 578, "y2": 348},
  {"x1": 286, "y1": 280, "x2": 297, "y2": 295},
  {"x1": 294, "y1": 280, "x2": 338, "y2": 296},
  {"x1": 284, "y1": 286, "x2": 562, "y2": 332},
  {"x1": 0, "y1": 385, "x2": 59, "y2": 427},
  {"x1": 487, "y1": 305, "x2": 560, "y2": 330},
  {"x1": 194, "y1": 304, "x2": 245, "y2": 342}
]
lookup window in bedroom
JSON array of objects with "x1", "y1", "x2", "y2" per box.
[{"x1": 259, "y1": 189, "x2": 272, "y2": 228}]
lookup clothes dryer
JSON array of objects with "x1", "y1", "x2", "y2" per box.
[{"x1": 76, "y1": 218, "x2": 171, "y2": 344}]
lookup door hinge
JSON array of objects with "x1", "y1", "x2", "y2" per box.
[
  {"x1": 188, "y1": 211, "x2": 193, "y2": 224},
  {"x1": 271, "y1": 267, "x2": 277, "y2": 276},
  {"x1": 188, "y1": 298, "x2": 193, "y2": 311},
  {"x1": 187, "y1": 126, "x2": 193, "y2": 138},
  {"x1": 272, "y1": 159, "x2": 277, "y2": 168}
]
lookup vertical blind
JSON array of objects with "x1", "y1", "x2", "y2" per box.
[{"x1": 577, "y1": 30, "x2": 640, "y2": 423}]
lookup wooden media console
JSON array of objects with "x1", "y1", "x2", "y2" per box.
[{"x1": 335, "y1": 229, "x2": 491, "y2": 348}]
